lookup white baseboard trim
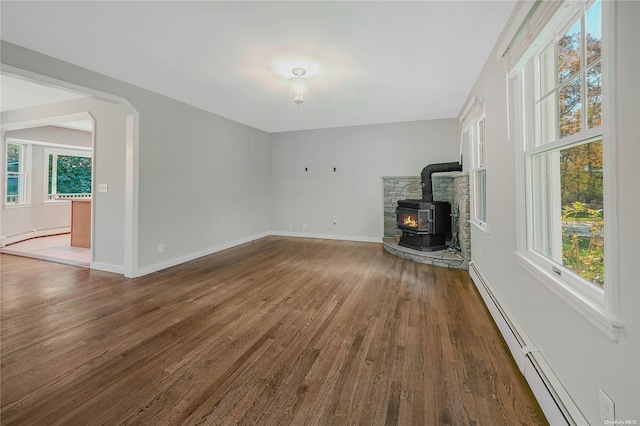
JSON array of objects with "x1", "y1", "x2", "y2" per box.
[
  {"x1": 34, "y1": 226, "x2": 71, "y2": 237},
  {"x1": 91, "y1": 262, "x2": 125, "y2": 275},
  {"x1": 469, "y1": 261, "x2": 587, "y2": 426},
  {"x1": 134, "y1": 231, "x2": 271, "y2": 277},
  {"x1": 0, "y1": 226, "x2": 70, "y2": 247},
  {"x1": 269, "y1": 231, "x2": 381, "y2": 244}
]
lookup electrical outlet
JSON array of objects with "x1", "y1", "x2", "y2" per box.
[
  {"x1": 333, "y1": 216, "x2": 337, "y2": 225},
  {"x1": 599, "y1": 388, "x2": 615, "y2": 423},
  {"x1": 98, "y1": 184, "x2": 108, "y2": 193},
  {"x1": 303, "y1": 224, "x2": 307, "y2": 231},
  {"x1": 288, "y1": 223, "x2": 293, "y2": 230},
  {"x1": 157, "y1": 244, "x2": 164, "y2": 254}
]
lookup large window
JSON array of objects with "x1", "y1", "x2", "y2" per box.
[
  {"x1": 5, "y1": 142, "x2": 28, "y2": 205},
  {"x1": 45, "y1": 148, "x2": 92, "y2": 200},
  {"x1": 518, "y1": 0, "x2": 609, "y2": 310}
]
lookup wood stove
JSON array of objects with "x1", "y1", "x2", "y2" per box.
[
  {"x1": 396, "y1": 161, "x2": 462, "y2": 252},
  {"x1": 396, "y1": 200, "x2": 451, "y2": 251}
]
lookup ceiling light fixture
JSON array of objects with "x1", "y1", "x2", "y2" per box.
[{"x1": 288, "y1": 68, "x2": 309, "y2": 106}]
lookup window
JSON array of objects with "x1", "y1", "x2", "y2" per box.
[
  {"x1": 515, "y1": 0, "x2": 614, "y2": 319},
  {"x1": 472, "y1": 118, "x2": 487, "y2": 225},
  {"x1": 462, "y1": 98, "x2": 487, "y2": 231},
  {"x1": 45, "y1": 148, "x2": 92, "y2": 201},
  {"x1": 5, "y1": 141, "x2": 28, "y2": 205}
]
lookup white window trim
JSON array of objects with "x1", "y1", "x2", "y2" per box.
[
  {"x1": 3, "y1": 139, "x2": 31, "y2": 208},
  {"x1": 3, "y1": 202, "x2": 33, "y2": 210},
  {"x1": 512, "y1": 0, "x2": 621, "y2": 340},
  {"x1": 515, "y1": 253, "x2": 622, "y2": 340},
  {"x1": 470, "y1": 217, "x2": 490, "y2": 236},
  {"x1": 43, "y1": 147, "x2": 92, "y2": 203},
  {"x1": 471, "y1": 171, "x2": 488, "y2": 229}
]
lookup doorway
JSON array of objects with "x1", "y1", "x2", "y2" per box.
[
  {"x1": 0, "y1": 69, "x2": 138, "y2": 276},
  {"x1": 1, "y1": 115, "x2": 94, "y2": 267}
]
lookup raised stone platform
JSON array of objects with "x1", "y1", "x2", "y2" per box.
[{"x1": 382, "y1": 237, "x2": 468, "y2": 270}]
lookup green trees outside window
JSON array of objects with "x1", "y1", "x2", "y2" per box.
[
  {"x1": 48, "y1": 154, "x2": 92, "y2": 196},
  {"x1": 556, "y1": 0, "x2": 604, "y2": 287}
]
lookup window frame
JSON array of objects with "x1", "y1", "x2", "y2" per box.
[
  {"x1": 4, "y1": 139, "x2": 31, "y2": 208},
  {"x1": 465, "y1": 106, "x2": 488, "y2": 233},
  {"x1": 472, "y1": 117, "x2": 487, "y2": 227},
  {"x1": 43, "y1": 147, "x2": 93, "y2": 203},
  {"x1": 513, "y1": 0, "x2": 621, "y2": 339}
]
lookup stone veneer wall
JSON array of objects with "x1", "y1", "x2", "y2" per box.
[
  {"x1": 432, "y1": 175, "x2": 455, "y2": 205},
  {"x1": 382, "y1": 172, "x2": 471, "y2": 260},
  {"x1": 453, "y1": 173, "x2": 471, "y2": 261}
]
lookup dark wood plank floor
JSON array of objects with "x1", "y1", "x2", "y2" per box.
[{"x1": 0, "y1": 236, "x2": 547, "y2": 425}]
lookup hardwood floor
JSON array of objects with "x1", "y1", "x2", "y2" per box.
[{"x1": 0, "y1": 236, "x2": 547, "y2": 425}]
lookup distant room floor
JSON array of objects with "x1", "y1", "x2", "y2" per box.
[{"x1": 0, "y1": 233, "x2": 90, "y2": 268}]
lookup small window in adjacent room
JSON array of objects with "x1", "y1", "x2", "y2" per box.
[
  {"x1": 45, "y1": 148, "x2": 92, "y2": 201},
  {"x1": 5, "y1": 141, "x2": 28, "y2": 205}
]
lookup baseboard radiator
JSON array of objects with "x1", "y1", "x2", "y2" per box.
[
  {"x1": 469, "y1": 262, "x2": 588, "y2": 425},
  {"x1": 0, "y1": 226, "x2": 70, "y2": 248}
]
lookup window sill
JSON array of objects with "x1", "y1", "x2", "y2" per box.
[
  {"x1": 3, "y1": 203, "x2": 31, "y2": 209},
  {"x1": 42, "y1": 200, "x2": 71, "y2": 206},
  {"x1": 514, "y1": 251, "x2": 623, "y2": 341},
  {"x1": 469, "y1": 220, "x2": 490, "y2": 236}
]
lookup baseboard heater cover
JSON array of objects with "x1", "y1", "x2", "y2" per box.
[
  {"x1": 469, "y1": 261, "x2": 588, "y2": 425},
  {"x1": 0, "y1": 226, "x2": 70, "y2": 247}
]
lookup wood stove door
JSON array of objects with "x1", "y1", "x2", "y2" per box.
[{"x1": 397, "y1": 207, "x2": 430, "y2": 232}]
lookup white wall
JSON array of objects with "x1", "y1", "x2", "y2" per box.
[
  {"x1": 135, "y1": 96, "x2": 271, "y2": 270},
  {"x1": 464, "y1": 1, "x2": 639, "y2": 422},
  {"x1": 1, "y1": 126, "x2": 91, "y2": 237},
  {"x1": 1, "y1": 41, "x2": 272, "y2": 274},
  {"x1": 270, "y1": 120, "x2": 459, "y2": 239}
]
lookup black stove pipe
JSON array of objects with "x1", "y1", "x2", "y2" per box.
[{"x1": 421, "y1": 162, "x2": 463, "y2": 201}]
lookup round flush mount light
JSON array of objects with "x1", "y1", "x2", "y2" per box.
[{"x1": 288, "y1": 68, "x2": 309, "y2": 106}]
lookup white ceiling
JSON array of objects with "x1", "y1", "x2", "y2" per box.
[
  {"x1": 0, "y1": 1, "x2": 516, "y2": 133},
  {"x1": 1, "y1": 74, "x2": 93, "y2": 132},
  {"x1": 0, "y1": 74, "x2": 85, "y2": 113}
]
